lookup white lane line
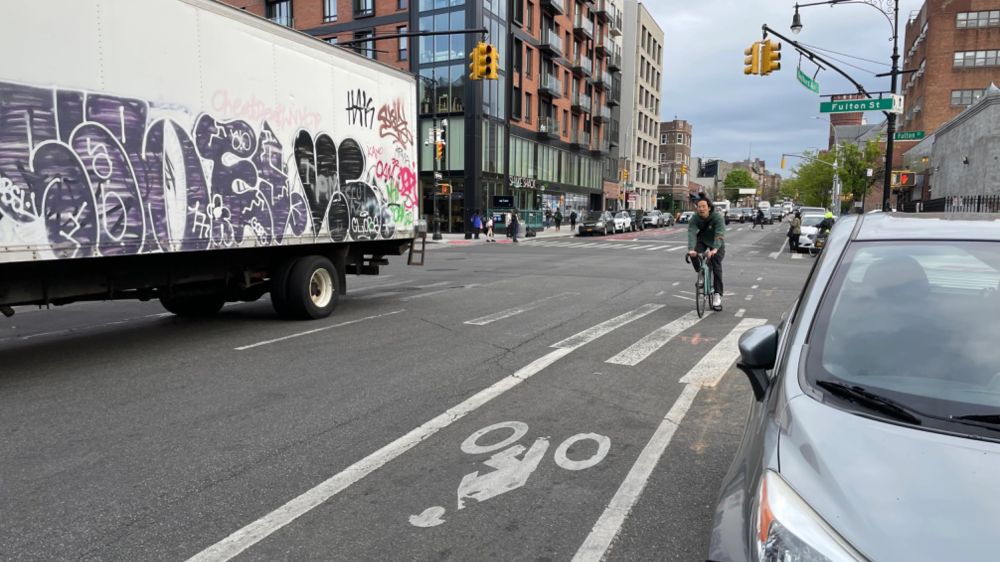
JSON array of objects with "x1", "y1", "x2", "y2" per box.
[
  {"x1": 672, "y1": 281, "x2": 680, "y2": 286},
  {"x1": 735, "y1": 308, "x2": 746, "y2": 318},
  {"x1": 644, "y1": 246, "x2": 664, "y2": 251},
  {"x1": 672, "y1": 295, "x2": 694, "y2": 302},
  {"x1": 655, "y1": 290, "x2": 665, "y2": 297},
  {"x1": 415, "y1": 281, "x2": 449, "y2": 289},
  {"x1": 665, "y1": 246, "x2": 685, "y2": 252},
  {"x1": 606, "y1": 311, "x2": 703, "y2": 366},
  {"x1": 751, "y1": 285, "x2": 759, "y2": 289},
  {"x1": 745, "y1": 295, "x2": 754, "y2": 301},
  {"x1": 348, "y1": 279, "x2": 414, "y2": 294},
  {"x1": 756, "y1": 277, "x2": 764, "y2": 282},
  {"x1": 679, "y1": 318, "x2": 767, "y2": 387},
  {"x1": 791, "y1": 253, "x2": 803, "y2": 260},
  {"x1": 627, "y1": 245, "x2": 654, "y2": 250},
  {"x1": 572, "y1": 383, "x2": 701, "y2": 562},
  {"x1": 551, "y1": 304, "x2": 664, "y2": 350},
  {"x1": 574, "y1": 317, "x2": 767, "y2": 562},
  {"x1": 770, "y1": 238, "x2": 789, "y2": 259},
  {"x1": 235, "y1": 310, "x2": 405, "y2": 351},
  {"x1": 464, "y1": 292, "x2": 578, "y2": 325},
  {"x1": 192, "y1": 306, "x2": 655, "y2": 562},
  {"x1": 400, "y1": 284, "x2": 480, "y2": 302}
]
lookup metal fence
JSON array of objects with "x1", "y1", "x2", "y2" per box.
[{"x1": 902, "y1": 195, "x2": 1000, "y2": 213}]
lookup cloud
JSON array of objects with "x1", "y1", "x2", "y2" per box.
[{"x1": 647, "y1": 0, "x2": 923, "y2": 178}]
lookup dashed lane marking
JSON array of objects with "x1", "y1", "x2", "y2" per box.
[
  {"x1": 464, "y1": 292, "x2": 579, "y2": 325},
  {"x1": 235, "y1": 310, "x2": 406, "y2": 351}
]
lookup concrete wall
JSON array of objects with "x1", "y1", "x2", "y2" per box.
[{"x1": 930, "y1": 90, "x2": 1000, "y2": 198}]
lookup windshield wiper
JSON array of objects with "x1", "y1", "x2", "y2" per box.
[
  {"x1": 950, "y1": 413, "x2": 1000, "y2": 432},
  {"x1": 814, "y1": 380, "x2": 923, "y2": 425}
]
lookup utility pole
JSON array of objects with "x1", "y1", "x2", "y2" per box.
[{"x1": 881, "y1": 0, "x2": 900, "y2": 212}]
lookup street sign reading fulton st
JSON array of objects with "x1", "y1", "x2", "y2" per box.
[
  {"x1": 893, "y1": 131, "x2": 926, "y2": 141},
  {"x1": 820, "y1": 94, "x2": 903, "y2": 114}
]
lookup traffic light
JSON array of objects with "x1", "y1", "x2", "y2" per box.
[
  {"x1": 744, "y1": 42, "x2": 760, "y2": 76},
  {"x1": 780, "y1": 156, "x2": 786, "y2": 169},
  {"x1": 680, "y1": 164, "x2": 688, "y2": 175},
  {"x1": 435, "y1": 141, "x2": 444, "y2": 161},
  {"x1": 440, "y1": 184, "x2": 451, "y2": 195},
  {"x1": 468, "y1": 47, "x2": 480, "y2": 81},
  {"x1": 761, "y1": 39, "x2": 781, "y2": 76},
  {"x1": 899, "y1": 171, "x2": 915, "y2": 187},
  {"x1": 622, "y1": 169, "x2": 629, "y2": 180},
  {"x1": 469, "y1": 42, "x2": 498, "y2": 80}
]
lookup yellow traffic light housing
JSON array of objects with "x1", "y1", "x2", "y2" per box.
[
  {"x1": 622, "y1": 169, "x2": 629, "y2": 180},
  {"x1": 680, "y1": 164, "x2": 687, "y2": 175},
  {"x1": 470, "y1": 42, "x2": 498, "y2": 80},
  {"x1": 435, "y1": 141, "x2": 444, "y2": 161},
  {"x1": 761, "y1": 39, "x2": 781, "y2": 76},
  {"x1": 744, "y1": 42, "x2": 760, "y2": 76},
  {"x1": 468, "y1": 47, "x2": 481, "y2": 80}
]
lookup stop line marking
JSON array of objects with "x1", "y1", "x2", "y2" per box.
[{"x1": 189, "y1": 304, "x2": 663, "y2": 562}]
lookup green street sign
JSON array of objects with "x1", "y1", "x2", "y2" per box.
[
  {"x1": 797, "y1": 68, "x2": 820, "y2": 93},
  {"x1": 820, "y1": 95, "x2": 903, "y2": 114},
  {"x1": 894, "y1": 130, "x2": 926, "y2": 141}
]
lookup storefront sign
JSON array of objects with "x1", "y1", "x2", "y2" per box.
[
  {"x1": 509, "y1": 176, "x2": 538, "y2": 189},
  {"x1": 492, "y1": 196, "x2": 514, "y2": 208}
]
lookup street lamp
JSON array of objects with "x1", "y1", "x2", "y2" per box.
[{"x1": 789, "y1": 0, "x2": 900, "y2": 212}]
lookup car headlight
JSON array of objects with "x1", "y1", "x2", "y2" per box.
[
  {"x1": 754, "y1": 471, "x2": 868, "y2": 562},
  {"x1": 595, "y1": 221, "x2": 604, "y2": 227}
]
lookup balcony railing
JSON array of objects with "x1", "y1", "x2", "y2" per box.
[
  {"x1": 591, "y1": 139, "x2": 610, "y2": 153},
  {"x1": 538, "y1": 74, "x2": 563, "y2": 97},
  {"x1": 571, "y1": 130, "x2": 591, "y2": 147},
  {"x1": 572, "y1": 92, "x2": 592, "y2": 112},
  {"x1": 595, "y1": 105, "x2": 612, "y2": 121},
  {"x1": 572, "y1": 54, "x2": 593, "y2": 76},
  {"x1": 610, "y1": 13, "x2": 622, "y2": 36},
  {"x1": 540, "y1": 0, "x2": 565, "y2": 14},
  {"x1": 574, "y1": 13, "x2": 594, "y2": 38},
  {"x1": 540, "y1": 28, "x2": 563, "y2": 57},
  {"x1": 607, "y1": 51, "x2": 622, "y2": 71},
  {"x1": 594, "y1": 0, "x2": 612, "y2": 20},
  {"x1": 538, "y1": 116, "x2": 559, "y2": 136}
]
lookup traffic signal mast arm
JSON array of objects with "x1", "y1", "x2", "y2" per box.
[{"x1": 781, "y1": 152, "x2": 836, "y2": 169}]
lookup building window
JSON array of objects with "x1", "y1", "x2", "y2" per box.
[
  {"x1": 660, "y1": 133, "x2": 668, "y2": 145},
  {"x1": 266, "y1": 0, "x2": 292, "y2": 27},
  {"x1": 676, "y1": 133, "x2": 683, "y2": 144},
  {"x1": 526, "y1": 1, "x2": 534, "y2": 30},
  {"x1": 354, "y1": 30, "x2": 375, "y2": 59},
  {"x1": 513, "y1": 86, "x2": 523, "y2": 120},
  {"x1": 513, "y1": 0, "x2": 524, "y2": 24},
  {"x1": 957, "y1": 10, "x2": 1000, "y2": 29},
  {"x1": 525, "y1": 93, "x2": 533, "y2": 124},
  {"x1": 951, "y1": 89, "x2": 984, "y2": 106},
  {"x1": 327, "y1": 36, "x2": 338, "y2": 45},
  {"x1": 398, "y1": 0, "x2": 408, "y2": 9},
  {"x1": 354, "y1": 0, "x2": 374, "y2": 18},
  {"x1": 399, "y1": 26, "x2": 408, "y2": 60},
  {"x1": 525, "y1": 47, "x2": 533, "y2": 80},
  {"x1": 324, "y1": 0, "x2": 337, "y2": 22},
  {"x1": 953, "y1": 50, "x2": 1000, "y2": 68}
]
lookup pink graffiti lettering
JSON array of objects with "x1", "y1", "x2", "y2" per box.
[
  {"x1": 377, "y1": 99, "x2": 414, "y2": 149},
  {"x1": 374, "y1": 158, "x2": 401, "y2": 183},
  {"x1": 367, "y1": 145, "x2": 384, "y2": 159},
  {"x1": 212, "y1": 90, "x2": 322, "y2": 131},
  {"x1": 399, "y1": 166, "x2": 417, "y2": 210}
]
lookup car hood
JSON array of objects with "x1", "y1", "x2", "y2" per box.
[
  {"x1": 800, "y1": 225, "x2": 818, "y2": 234},
  {"x1": 780, "y1": 394, "x2": 1000, "y2": 561}
]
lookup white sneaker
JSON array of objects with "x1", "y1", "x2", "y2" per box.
[{"x1": 711, "y1": 293, "x2": 722, "y2": 309}]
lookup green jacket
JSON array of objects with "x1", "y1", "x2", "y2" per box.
[{"x1": 687, "y1": 211, "x2": 726, "y2": 250}]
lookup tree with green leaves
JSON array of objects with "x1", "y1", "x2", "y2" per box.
[
  {"x1": 784, "y1": 139, "x2": 884, "y2": 212},
  {"x1": 723, "y1": 169, "x2": 757, "y2": 201}
]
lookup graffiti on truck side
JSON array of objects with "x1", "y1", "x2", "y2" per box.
[{"x1": 0, "y1": 81, "x2": 416, "y2": 259}]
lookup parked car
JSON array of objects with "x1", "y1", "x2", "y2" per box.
[
  {"x1": 709, "y1": 212, "x2": 1000, "y2": 562},
  {"x1": 663, "y1": 212, "x2": 675, "y2": 226},
  {"x1": 628, "y1": 209, "x2": 645, "y2": 231},
  {"x1": 769, "y1": 207, "x2": 784, "y2": 222},
  {"x1": 578, "y1": 211, "x2": 614, "y2": 236},
  {"x1": 642, "y1": 210, "x2": 664, "y2": 228},
  {"x1": 725, "y1": 207, "x2": 740, "y2": 224},
  {"x1": 613, "y1": 211, "x2": 632, "y2": 233},
  {"x1": 797, "y1": 213, "x2": 827, "y2": 251},
  {"x1": 740, "y1": 208, "x2": 754, "y2": 223},
  {"x1": 799, "y1": 206, "x2": 827, "y2": 216},
  {"x1": 678, "y1": 211, "x2": 695, "y2": 224}
]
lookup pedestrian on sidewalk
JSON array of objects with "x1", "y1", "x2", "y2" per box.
[
  {"x1": 554, "y1": 208, "x2": 563, "y2": 231},
  {"x1": 471, "y1": 210, "x2": 483, "y2": 239},
  {"x1": 510, "y1": 210, "x2": 520, "y2": 244},
  {"x1": 569, "y1": 210, "x2": 578, "y2": 231},
  {"x1": 788, "y1": 211, "x2": 801, "y2": 253},
  {"x1": 484, "y1": 215, "x2": 495, "y2": 242}
]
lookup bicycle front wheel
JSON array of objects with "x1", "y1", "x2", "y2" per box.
[{"x1": 695, "y1": 281, "x2": 705, "y2": 318}]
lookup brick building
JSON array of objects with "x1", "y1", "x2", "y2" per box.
[
  {"x1": 657, "y1": 119, "x2": 692, "y2": 212},
  {"x1": 900, "y1": 0, "x2": 1000, "y2": 137},
  {"x1": 221, "y1": 0, "x2": 623, "y2": 232}
]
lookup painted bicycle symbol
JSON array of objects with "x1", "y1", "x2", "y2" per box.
[{"x1": 409, "y1": 421, "x2": 611, "y2": 528}]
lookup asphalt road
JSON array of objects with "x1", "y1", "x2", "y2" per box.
[{"x1": 0, "y1": 220, "x2": 813, "y2": 561}]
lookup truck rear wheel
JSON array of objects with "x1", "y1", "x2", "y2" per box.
[
  {"x1": 160, "y1": 293, "x2": 225, "y2": 317},
  {"x1": 284, "y1": 256, "x2": 340, "y2": 320}
]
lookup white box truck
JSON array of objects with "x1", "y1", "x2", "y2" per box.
[{"x1": 0, "y1": 0, "x2": 420, "y2": 319}]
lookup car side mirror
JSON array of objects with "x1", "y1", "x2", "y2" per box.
[{"x1": 736, "y1": 325, "x2": 778, "y2": 401}]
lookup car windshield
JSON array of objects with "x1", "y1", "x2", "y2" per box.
[
  {"x1": 807, "y1": 241, "x2": 1000, "y2": 420},
  {"x1": 584, "y1": 212, "x2": 604, "y2": 221},
  {"x1": 801, "y1": 215, "x2": 824, "y2": 227}
]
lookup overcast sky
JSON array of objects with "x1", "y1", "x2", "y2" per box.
[{"x1": 647, "y1": 0, "x2": 923, "y2": 176}]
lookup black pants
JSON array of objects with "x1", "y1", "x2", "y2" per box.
[
  {"x1": 690, "y1": 242, "x2": 725, "y2": 294},
  {"x1": 788, "y1": 232, "x2": 799, "y2": 252},
  {"x1": 473, "y1": 227, "x2": 481, "y2": 239}
]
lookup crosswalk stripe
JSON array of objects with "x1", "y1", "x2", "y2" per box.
[
  {"x1": 791, "y1": 253, "x2": 803, "y2": 260},
  {"x1": 606, "y1": 311, "x2": 704, "y2": 366},
  {"x1": 552, "y1": 304, "x2": 664, "y2": 350},
  {"x1": 665, "y1": 246, "x2": 686, "y2": 252},
  {"x1": 679, "y1": 318, "x2": 767, "y2": 387}
]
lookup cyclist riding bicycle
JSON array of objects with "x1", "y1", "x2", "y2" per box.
[{"x1": 687, "y1": 195, "x2": 726, "y2": 310}]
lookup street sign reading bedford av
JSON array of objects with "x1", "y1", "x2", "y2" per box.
[
  {"x1": 820, "y1": 95, "x2": 903, "y2": 114},
  {"x1": 797, "y1": 68, "x2": 820, "y2": 94},
  {"x1": 894, "y1": 131, "x2": 926, "y2": 141}
]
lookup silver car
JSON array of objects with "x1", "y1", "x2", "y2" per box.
[{"x1": 709, "y1": 213, "x2": 1000, "y2": 562}]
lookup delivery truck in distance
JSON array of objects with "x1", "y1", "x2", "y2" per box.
[{"x1": 0, "y1": 0, "x2": 420, "y2": 319}]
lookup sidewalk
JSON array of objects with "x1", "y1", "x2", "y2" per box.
[{"x1": 425, "y1": 226, "x2": 578, "y2": 245}]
